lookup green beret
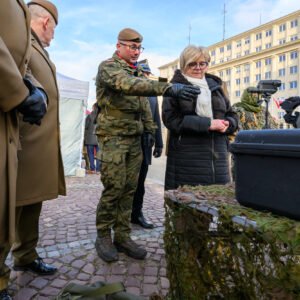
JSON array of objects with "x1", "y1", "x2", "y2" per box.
[
  {"x1": 28, "y1": 0, "x2": 58, "y2": 25},
  {"x1": 118, "y1": 28, "x2": 143, "y2": 43}
]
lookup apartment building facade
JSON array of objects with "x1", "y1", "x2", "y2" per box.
[{"x1": 159, "y1": 10, "x2": 300, "y2": 120}]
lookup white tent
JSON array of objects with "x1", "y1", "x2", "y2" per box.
[{"x1": 57, "y1": 73, "x2": 89, "y2": 176}]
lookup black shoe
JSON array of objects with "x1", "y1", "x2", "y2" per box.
[
  {"x1": 95, "y1": 236, "x2": 119, "y2": 263},
  {"x1": 0, "y1": 289, "x2": 11, "y2": 300},
  {"x1": 131, "y1": 214, "x2": 154, "y2": 229},
  {"x1": 114, "y1": 238, "x2": 147, "y2": 260},
  {"x1": 13, "y1": 257, "x2": 57, "y2": 275}
]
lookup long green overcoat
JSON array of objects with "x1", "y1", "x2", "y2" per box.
[
  {"x1": 16, "y1": 32, "x2": 66, "y2": 206},
  {"x1": 0, "y1": 0, "x2": 32, "y2": 244}
]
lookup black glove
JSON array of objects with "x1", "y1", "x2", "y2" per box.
[
  {"x1": 153, "y1": 147, "x2": 162, "y2": 158},
  {"x1": 280, "y1": 97, "x2": 300, "y2": 113},
  {"x1": 143, "y1": 133, "x2": 155, "y2": 148},
  {"x1": 17, "y1": 78, "x2": 48, "y2": 125},
  {"x1": 164, "y1": 83, "x2": 200, "y2": 101}
]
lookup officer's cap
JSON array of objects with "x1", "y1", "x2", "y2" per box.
[
  {"x1": 118, "y1": 28, "x2": 143, "y2": 43},
  {"x1": 28, "y1": 0, "x2": 58, "y2": 25}
]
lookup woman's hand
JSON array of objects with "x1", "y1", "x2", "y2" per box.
[{"x1": 209, "y1": 119, "x2": 229, "y2": 132}]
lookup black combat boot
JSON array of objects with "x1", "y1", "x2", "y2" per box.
[
  {"x1": 114, "y1": 238, "x2": 147, "y2": 260},
  {"x1": 95, "y1": 235, "x2": 119, "y2": 262},
  {"x1": 0, "y1": 289, "x2": 11, "y2": 300}
]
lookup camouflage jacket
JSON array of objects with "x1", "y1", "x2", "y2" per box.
[
  {"x1": 95, "y1": 52, "x2": 171, "y2": 136},
  {"x1": 233, "y1": 105, "x2": 278, "y2": 130}
]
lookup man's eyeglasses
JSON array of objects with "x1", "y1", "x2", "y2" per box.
[
  {"x1": 120, "y1": 42, "x2": 144, "y2": 53},
  {"x1": 187, "y1": 61, "x2": 209, "y2": 69}
]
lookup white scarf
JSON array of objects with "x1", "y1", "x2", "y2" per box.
[{"x1": 184, "y1": 75, "x2": 213, "y2": 119}]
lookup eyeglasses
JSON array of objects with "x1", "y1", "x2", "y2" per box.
[
  {"x1": 119, "y1": 42, "x2": 144, "y2": 53},
  {"x1": 187, "y1": 61, "x2": 209, "y2": 69}
]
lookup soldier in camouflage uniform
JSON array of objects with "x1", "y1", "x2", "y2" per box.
[
  {"x1": 95, "y1": 28, "x2": 200, "y2": 262},
  {"x1": 232, "y1": 89, "x2": 278, "y2": 130},
  {"x1": 231, "y1": 89, "x2": 278, "y2": 180}
]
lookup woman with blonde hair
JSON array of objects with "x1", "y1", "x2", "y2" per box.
[{"x1": 162, "y1": 45, "x2": 238, "y2": 190}]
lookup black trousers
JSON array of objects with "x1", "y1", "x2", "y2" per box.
[{"x1": 132, "y1": 159, "x2": 149, "y2": 219}]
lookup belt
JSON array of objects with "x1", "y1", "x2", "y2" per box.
[{"x1": 104, "y1": 109, "x2": 141, "y2": 121}]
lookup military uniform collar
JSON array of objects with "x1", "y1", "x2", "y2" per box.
[{"x1": 31, "y1": 29, "x2": 49, "y2": 58}]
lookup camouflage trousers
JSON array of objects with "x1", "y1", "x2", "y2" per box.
[{"x1": 96, "y1": 136, "x2": 142, "y2": 242}]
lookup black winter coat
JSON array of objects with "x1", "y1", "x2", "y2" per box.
[{"x1": 162, "y1": 70, "x2": 238, "y2": 190}]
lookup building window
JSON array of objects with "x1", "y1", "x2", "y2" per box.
[
  {"x1": 236, "y1": 40, "x2": 241, "y2": 48},
  {"x1": 291, "y1": 51, "x2": 298, "y2": 59},
  {"x1": 236, "y1": 66, "x2": 240, "y2": 73},
  {"x1": 279, "y1": 83, "x2": 285, "y2": 91},
  {"x1": 226, "y1": 44, "x2": 231, "y2": 50},
  {"x1": 226, "y1": 56, "x2": 231, "y2": 61},
  {"x1": 220, "y1": 47, "x2": 224, "y2": 53},
  {"x1": 290, "y1": 81, "x2": 298, "y2": 89},
  {"x1": 244, "y1": 37, "x2": 250, "y2": 44},
  {"x1": 279, "y1": 68, "x2": 285, "y2": 77},
  {"x1": 291, "y1": 35, "x2": 298, "y2": 41},
  {"x1": 256, "y1": 46, "x2": 262, "y2": 52},
  {"x1": 265, "y1": 58, "x2": 272, "y2": 65},
  {"x1": 256, "y1": 33, "x2": 262, "y2": 40},
  {"x1": 279, "y1": 54, "x2": 286, "y2": 62},
  {"x1": 226, "y1": 80, "x2": 231, "y2": 87},
  {"x1": 244, "y1": 50, "x2": 250, "y2": 55},
  {"x1": 290, "y1": 66, "x2": 298, "y2": 74},
  {"x1": 211, "y1": 50, "x2": 216, "y2": 56},
  {"x1": 279, "y1": 39, "x2": 286, "y2": 45},
  {"x1": 265, "y1": 71, "x2": 271, "y2": 79},
  {"x1": 256, "y1": 61, "x2": 261, "y2": 68},
  {"x1": 244, "y1": 76, "x2": 250, "y2": 83},
  {"x1": 219, "y1": 71, "x2": 224, "y2": 77},
  {"x1": 226, "y1": 69, "x2": 231, "y2": 75},
  {"x1": 244, "y1": 64, "x2": 250, "y2": 71},
  {"x1": 265, "y1": 43, "x2": 272, "y2": 49},
  {"x1": 236, "y1": 78, "x2": 241, "y2": 85},
  {"x1": 235, "y1": 90, "x2": 241, "y2": 97},
  {"x1": 256, "y1": 74, "x2": 261, "y2": 81},
  {"x1": 291, "y1": 19, "x2": 298, "y2": 28},
  {"x1": 279, "y1": 23, "x2": 286, "y2": 32},
  {"x1": 211, "y1": 61, "x2": 215, "y2": 66},
  {"x1": 266, "y1": 29, "x2": 272, "y2": 37}
]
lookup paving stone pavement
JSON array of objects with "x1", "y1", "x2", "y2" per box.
[{"x1": 6, "y1": 175, "x2": 169, "y2": 299}]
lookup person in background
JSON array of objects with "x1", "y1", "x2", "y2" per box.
[
  {"x1": 12, "y1": 0, "x2": 66, "y2": 279},
  {"x1": 95, "y1": 28, "x2": 200, "y2": 263},
  {"x1": 0, "y1": 1, "x2": 47, "y2": 299},
  {"x1": 232, "y1": 89, "x2": 278, "y2": 130},
  {"x1": 162, "y1": 45, "x2": 238, "y2": 190},
  {"x1": 84, "y1": 103, "x2": 101, "y2": 174},
  {"x1": 131, "y1": 62, "x2": 163, "y2": 229}
]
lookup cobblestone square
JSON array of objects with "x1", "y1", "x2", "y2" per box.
[{"x1": 7, "y1": 175, "x2": 168, "y2": 299}]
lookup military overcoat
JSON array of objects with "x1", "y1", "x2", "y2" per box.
[
  {"x1": 0, "y1": 0, "x2": 32, "y2": 244},
  {"x1": 16, "y1": 32, "x2": 66, "y2": 206}
]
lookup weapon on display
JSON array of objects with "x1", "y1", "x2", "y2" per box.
[{"x1": 247, "y1": 80, "x2": 281, "y2": 129}]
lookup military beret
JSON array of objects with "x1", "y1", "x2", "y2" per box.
[
  {"x1": 28, "y1": 0, "x2": 58, "y2": 25},
  {"x1": 118, "y1": 28, "x2": 143, "y2": 43}
]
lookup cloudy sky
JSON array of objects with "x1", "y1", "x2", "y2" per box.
[{"x1": 26, "y1": 0, "x2": 300, "y2": 106}]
